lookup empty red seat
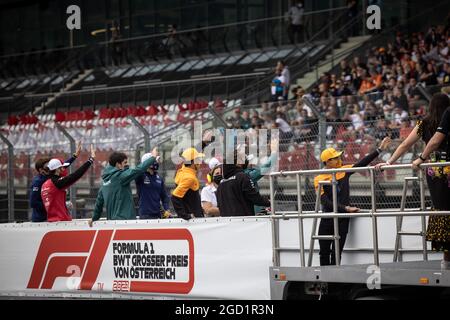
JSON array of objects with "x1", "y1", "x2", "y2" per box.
[
  {"x1": 147, "y1": 105, "x2": 159, "y2": 116},
  {"x1": 136, "y1": 106, "x2": 146, "y2": 116},
  {"x1": 7, "y1": 116, "x2": 19, "y2": 126},
  {"x1": 99, "y1": 108, "x2": 111, "y2": 119},
  {"x1": 55, "y1": 112, "x2": 66, "y2": 122}
]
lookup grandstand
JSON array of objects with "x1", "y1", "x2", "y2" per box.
[{"x1": 1, "y1": 0, "x2": 450, "y2": 223}]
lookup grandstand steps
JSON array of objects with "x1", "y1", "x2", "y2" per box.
[
  {"x1": 33, "y1": 69, "x2": 94, "y2": 115},
  {"x1": 293, "y1": 35, "x2": 372, "y2": 91}
]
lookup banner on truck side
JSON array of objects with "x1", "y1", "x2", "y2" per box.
[{"x1": 0, "y1": 218, "x2": 273, "y2": 299}]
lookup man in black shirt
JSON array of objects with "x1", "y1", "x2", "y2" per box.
[{"x1": 216, "y1": 158, "x2": 270, "y2": 217}]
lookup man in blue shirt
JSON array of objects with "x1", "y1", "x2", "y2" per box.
[
  {"x1": 29, "y1": 142, "x2": 81, "y2": 222},
  {"x1": 135, "y1": 153, "x2": 171, "y2": 219}
]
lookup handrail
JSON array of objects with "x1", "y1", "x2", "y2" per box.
[
  {"x1": 270, "y1": 162, "x2": 450, "y2": 176},
  {"x1": 23, "y1": 72, "x2": 266, "y2": 98}
]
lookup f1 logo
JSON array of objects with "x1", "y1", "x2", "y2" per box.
[
  {"x1": 27, "y1": 230, "x2": 113, "y2": 290},
  {"x1": 26, "y1": 228, "x2": 195, "y2": 294}
]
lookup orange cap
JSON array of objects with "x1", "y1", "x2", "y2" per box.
[{"x1": 320, "y1": 148, "x2": 344, "y2": 162}]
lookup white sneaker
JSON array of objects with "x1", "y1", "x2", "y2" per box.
[{"x1": 441, "y1": 260, "x2": 449, "y2": 270}]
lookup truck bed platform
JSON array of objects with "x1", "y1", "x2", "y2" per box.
[{"x1": 271, "y1": 260, "x2": 450, "y2": 287}]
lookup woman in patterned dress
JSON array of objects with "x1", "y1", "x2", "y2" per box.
[{"x1": 376, "y1": 93, "x2": 450, "y2": 268}]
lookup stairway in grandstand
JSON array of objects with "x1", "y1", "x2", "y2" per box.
[
  {"x1": 33, "y1": 69, "x2": 94, "y2": 114},
  {"x1": 293, "y1": 35, "x2": 372, "y2": 92}
]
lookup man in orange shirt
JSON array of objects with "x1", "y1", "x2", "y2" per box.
[{"x1": 171, "y1": 147, "x2": 205, "y2": 220}]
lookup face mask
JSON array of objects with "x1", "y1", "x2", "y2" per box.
[
  {"x1": 213, "y1": 175, "x2": 223, "y2": 185},
  {"x1": 123, "y1": 165, "x2": 130, "y2": 170},
  {"x1": 60, "y1": 168, "x2": 68, "y2": 177},
  {"x1": 150, "y1": 163, "x2": 159, "y2": 171}
]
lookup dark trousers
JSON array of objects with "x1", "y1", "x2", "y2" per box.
[
  {"x1": 288, "y1": 24, "x2": 304, "y2": 44},
  {"x1": 318, "y1": 217, "x2": 350, "y2": 266}
]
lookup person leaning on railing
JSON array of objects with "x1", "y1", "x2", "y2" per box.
[
  {"x1": 315, "y1": 137, "x2": 391, "y2": 266},
  {"x1": 411, "y1": 101, "x2": 450, "y2": 270},
  {"x1": 376, "y1": 93, "x2": 450, "y2": 270}
]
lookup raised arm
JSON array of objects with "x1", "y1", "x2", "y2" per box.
[
  {"x1": 53, "y1": 145, "x2": 95, "y2": 189},
  {"x1": 375, "y1": 127, "x2": 420, "y2": 170},
  {"x1": 119, "y1": 148, "x2": 158, "y2": 185}
]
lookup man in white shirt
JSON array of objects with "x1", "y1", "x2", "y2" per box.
[
  {"x1": 393, "y1": 106, "x2": 409, "y2": 126},
  {"x1": 200, "y1": 158, "x2": 222, "y2": 217},
  {"x1": 288, "y1": 0, "x2": 305, "y2": 44},
  {"x1": 277, "y1": 61, "x2": 291, "y2": 100}
]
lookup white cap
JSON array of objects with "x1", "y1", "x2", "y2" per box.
[
  {"x1": 141, "y1": 153, "x2": 160, "y2": 163},
  {"x1": 208, "y1": 157, "x2": 221, "y2": 170},
  {"x1": 47, "y1": 159, "x2": 70, "y2": 171},
  {"x1": 141, "y1": 153, "x2": 152, "y2": 163}
]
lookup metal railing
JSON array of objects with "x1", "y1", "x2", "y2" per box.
[{"x1": 268, "y1": 162, "x2": 450, "y2": 267}]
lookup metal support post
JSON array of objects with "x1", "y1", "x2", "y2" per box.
[{"x1": 0, "y1": 133, "x2": 14, "y2": 222}]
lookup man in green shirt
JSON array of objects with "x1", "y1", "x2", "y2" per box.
[{"x1": 88, "y1": 148, "x2": 159, "y2": 227}]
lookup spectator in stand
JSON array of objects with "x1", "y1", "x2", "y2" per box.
[
  {"x1": 241, "y1": 111, "x2": 252, "y2": 130},
  {"x1": 232, "y1": 108, "x2": 245, "y2": 129},
  {"x1": 166, "y1": 24, "x2": 180, "y2": 57},
  {"x1": 347, "y1": 0, "x2": 359, "y2": 36},
  {"x1": 343, "y1": 104, "x2": 364, "y2": 131},
  {"x1": 340, "y1": 60, "x2": 353, "y2": 79},
  {"x1": 275, "y1": 113, "x2": 294, "y2": 151},
  {"x1": 271, "y1": 69, "x2": 286, "y2": 101},
  {"x1": 111, "y1": 20, "x2": 123, "y2": 66},
  {"x1": 42, "y1": 144, "x2": 95, "y2": 222},
  {"x1": 251, "y1": 110, "x2": 265, "y2": 129},
  {"x1": 399, "y1": 119, "x2": 414, "y2": 139},
  {"x1": 358, "y1": 70, "x2": 378, "y2": 95},
  {"x1": 420, "y1": 62, "x2": 438, "y2": 86},
  {"x1": 439, "y1": 62, "x2": 450, "y2": 84},
  {"x1": 393, "y1": 106, "x2": 409, "y2": 126},
  {"x1": 406, "y1": 77, "x2": 426, "y2": 109},
  {"x1": 287, "y1": 0, "x2": 305, "y2": 44},
  {"x1": 277, "y1": 61, "x2": 291, "y2": 100},
  {"x1": 30, "y1": 141, "x2": 82, "y2": 222},
  {"x1": 393, "y1": 85, "x2": 409, "y2": 112}
]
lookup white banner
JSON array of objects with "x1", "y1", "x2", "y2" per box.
[{"x1": 0, "y1": 218, "x2": 273, "y2": 300}]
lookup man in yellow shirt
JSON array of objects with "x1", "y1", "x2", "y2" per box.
[{"x1": 171, "y1": 147, "x2": 205, "y2": 220}]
